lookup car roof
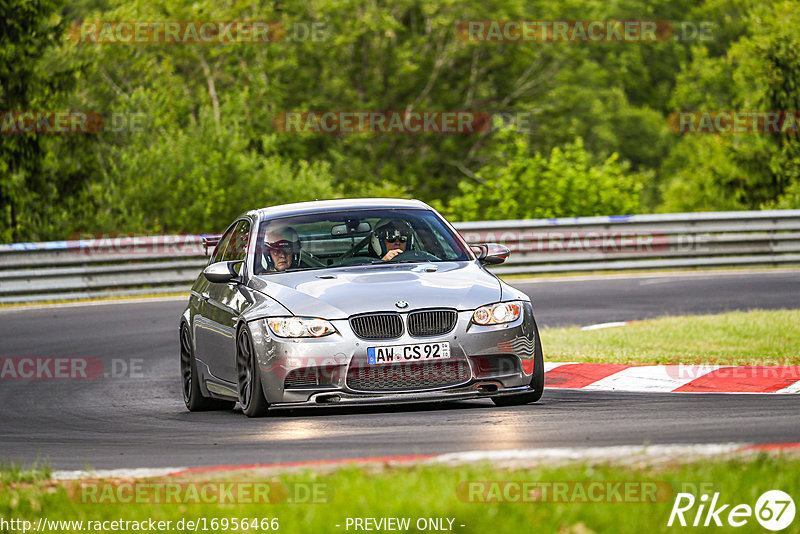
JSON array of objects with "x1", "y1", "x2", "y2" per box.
[{"x1": 248, "y1": 198, "x2": 433, "y2": 220}]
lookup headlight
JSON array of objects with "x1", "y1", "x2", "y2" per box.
[
  {"x1": 472, "y1": 302, "x2": 522, "y2": 325},
  {"x1": 266, "y1": 317, "x2": 337, "y2": 338}
]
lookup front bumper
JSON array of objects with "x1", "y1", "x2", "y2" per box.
[{"x1": 248, "y1": 303, "x2": 537, "y2": 406}]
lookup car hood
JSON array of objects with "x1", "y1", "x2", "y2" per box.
[{"x1": 248, "y1": 262, "x2": 501, "y2": 319}]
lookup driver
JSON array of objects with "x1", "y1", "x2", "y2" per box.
[
  {"x1": 370, "y1": 220, "x2": 413, "y2": 261},
  {"x1": 262, "y1": 226, "x2": 301, "y2": 272}
]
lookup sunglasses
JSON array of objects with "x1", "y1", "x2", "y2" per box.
[
  {"x1": 384, "y1": 235, "x2": 408, "y2": 244},
  {"x1": 267, "y1": 241, "x2": 299, "y2": 253}
]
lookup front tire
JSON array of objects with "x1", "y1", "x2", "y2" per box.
[
  {"x1": 492, "y1": 319, "x2": 544, "y2": 407},
  {"x1": 180, "y1": 323, "x2": 235, "y2": 411},
  {"x1": 236, "y1": 326, "x2": 269, "y2": 417}
]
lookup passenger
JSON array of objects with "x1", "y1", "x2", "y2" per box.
[{"x1": 262, "y1": 227, "x2": 301, "y2": 272}]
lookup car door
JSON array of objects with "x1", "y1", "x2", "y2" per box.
[
  {"x1": 192, "y1": 224, "x2": 234, "y2": 373},
  {"x1": 201, "y1": 219, "x2": 252, "y2": 384}
]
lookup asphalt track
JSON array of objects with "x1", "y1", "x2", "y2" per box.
[{"x1": 1, "y1": 269, "x2": 798, "y2": 470}]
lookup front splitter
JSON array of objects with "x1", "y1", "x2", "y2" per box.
[{"x1": 269, "y1": 384, "x2": 533, "y2": 409}]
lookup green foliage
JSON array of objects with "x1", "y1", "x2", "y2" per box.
[
  {"x1": 56, "y1": 0, "x2": 347, "y2": 234},
  {"x1": 1, "y1": 0, "x2": 798, "y2": 241},
  {"x1": 658, "y1": 134, "x2": 770, "y2": 212},
  {"x1": 91, "y1": 127, "x2": 340, "y2": 234},
  {"x1": 661, "y1": 0, "x2": 800, "y2": 211},
  {"x1": 0, "y1": 0, "x2": 90, "y2": 242},
  {"x1": 771, "y1": 178, "x2": 800, "y2": 209},
  {"x1": 442, "y1": 131, "x2": 646, "y2": 221}
]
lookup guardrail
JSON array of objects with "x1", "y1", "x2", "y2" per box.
[{"x1": 1, "y1": 210, "x2": 798, "y2": 303}]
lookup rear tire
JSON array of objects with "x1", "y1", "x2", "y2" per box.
[
  {"x1": 237, "y1": 326, "x2": 269, "y2": 417},
  {"x1": 180, "y1": 323, "x2": 236, "y2": 411},
  {"x1": 492, "y1": 319, "x2": 544, "y2": 407}
]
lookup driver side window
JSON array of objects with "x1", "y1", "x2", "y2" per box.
[
  {"x1": 210, "y1": 227, "x2": 235, "y2": 264},
  {"x1": 220, "y1": 220, "x2": 251, "y2": 273}
]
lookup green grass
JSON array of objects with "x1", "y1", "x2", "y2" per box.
[
  {"x1": 0, "y1": 461, "x2": 51, "y2": 484},
  {"x1": 2, "y1": 454, "x2": 798, "y2": 533},
  {"x1": 541, "y1": 309, "x2": 800, "y2": 365}
]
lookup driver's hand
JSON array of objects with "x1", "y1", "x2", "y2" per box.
[{"x1": 382, "y1": 249, "x2": 403, "y2": 261}]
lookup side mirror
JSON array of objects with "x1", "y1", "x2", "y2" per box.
[
  {"x1": 203, "y1": 261, "x2": 243, "y2": 283},
  {"x1": 470, "y1": 243, "x2": 510, "y2": 265}
]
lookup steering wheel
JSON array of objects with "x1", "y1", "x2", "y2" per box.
[{"x1": 387, "y1": 250, "x2": 439, "y2": 262}]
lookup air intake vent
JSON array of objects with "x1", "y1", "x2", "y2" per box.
[
  {"x1": 469, "y1": 355, "x2": 520, "y2": 377},
  {"x1": 350, "y1": 313, "x2": 403, "y2": 339},
  {"x1": 408, "y1": 309, "x2": 457, "y2": 337},
  {"x1": 346, "y1": 360, "x2": 470, "y2": 392},
  {"x1": 284, "y1": 368, "x2": 319, "y2": 388}
]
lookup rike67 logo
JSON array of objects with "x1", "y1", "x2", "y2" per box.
[{"x1": 668, "y1": 490, "x2": 795, "y2": 530}]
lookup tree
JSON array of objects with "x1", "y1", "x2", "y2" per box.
[
  {"x1": 0, "y1": 0, "x2": 86, "y2": 241},
  {"x1": 441, "y1": 130, "x2": 646, "y2": 221},
  {"x1": 660, "y1": 0, "x2": 800, "y2": 211}
]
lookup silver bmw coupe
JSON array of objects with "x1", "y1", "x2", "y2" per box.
[{"x1": 180, "y1": 199, "x2": 544, "y2": 416}]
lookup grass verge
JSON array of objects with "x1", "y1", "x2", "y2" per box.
[
  {"x1": 0, "y1": 461, "x2": 51, "y2": 484},
  {"x1": 541, "y1": 309, "x2": 800, "y2": 366},
  {"x1": 1, "y1": 454, "x2": 798, "y2": 533}
]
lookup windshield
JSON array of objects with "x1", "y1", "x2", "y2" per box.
[{"x1": 253, "y1": 208, "x2": 471, "y2": 274}]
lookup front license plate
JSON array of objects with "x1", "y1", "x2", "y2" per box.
[{"x1": 367, "y1": 342, "x2": 451, "y2": 365}]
